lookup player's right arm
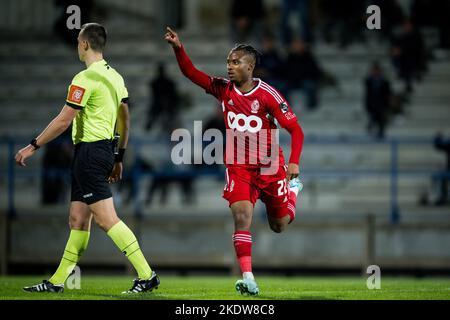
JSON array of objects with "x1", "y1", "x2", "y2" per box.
[{"x1": 164, "y1": 27, "x2": 216, "y2": 94}]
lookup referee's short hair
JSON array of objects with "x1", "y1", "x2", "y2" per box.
[{"x1": 80, "y1": 23, "x2": 107, "y2": 52}]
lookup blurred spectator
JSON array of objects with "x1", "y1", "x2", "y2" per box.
[
  {"x1": 146, "y1": 149, "x2": 197, "y2": 207},
  {"x1": 283, "y1": 38, "x2": 321, "y2": 110},
  {"x1": 254, "y1": 34, "x2": 287, "y2": 95},
  {"x1": 230, "y1": 0, "x2": 265, "y2": 44},
  {"x1": 433, "y1": 133, "x2": 450, "y2": 206},
  {"x1": 391, "y1": 19, "x2": 427, "y2": 94},
  {"x1": 364, "y1": 62, "x2": 392, "y2": 140},
  {"x1": 146, "y1": 63, "x2": 181, "y2": 134},
  {"x1": 411, "y1": 0, "x2": 450, "y2": 49},
  {"x1": 280, "y1": 0, "x2": 313, "y2": 45},
  {"x1": 41, "y1": 127, "x2": 73, "y2": 204},
  {"x1": 320, "y1": 0, "x2": 365, "y2": 47}
]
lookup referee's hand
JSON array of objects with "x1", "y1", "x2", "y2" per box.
[
  {"x1": 15, "y1": 145, "x2": 36, "y2": 167},
  {"x1": 108, "y1": 162, "x2": 123, "y2": 184}
]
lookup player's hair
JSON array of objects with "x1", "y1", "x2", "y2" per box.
[
  {"x1": 231, "y1": 44, "x2": 261, "y2": 66},
  {"x1": 80, "y1": 23, "x2": 107, "y2": 52}
]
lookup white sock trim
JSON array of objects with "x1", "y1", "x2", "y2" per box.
[{"x1": 243, "y1": 272, "x2": 255, "y2": 281}]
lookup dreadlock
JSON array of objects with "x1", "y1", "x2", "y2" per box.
[{"x1": 231, "y1": 44, "x2": 262, "y2": 66}]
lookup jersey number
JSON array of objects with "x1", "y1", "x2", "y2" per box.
[{"x1": 277, "y1": 180, "x2": 288, "y2": 196}]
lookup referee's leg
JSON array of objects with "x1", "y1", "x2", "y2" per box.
[
  {"x1": 69, "y1": 201, "x2": 93, "y2": 231},
  {"x1": 89, "y1": 197, "x2": 154, "y2": 281},
  {"x1": 88, "y1": 197, "x2": 119, "y2": 231},
  {"x1": 48, "y1": 201, "x2": 92, "y2": 285}
]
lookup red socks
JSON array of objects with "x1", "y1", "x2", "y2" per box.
[
  {"x1": 233, "y1": 231, "x2": 252, "y2": 273},
  {"x1": 287, "y1": 190, "x2": 298, "y2": 223}
]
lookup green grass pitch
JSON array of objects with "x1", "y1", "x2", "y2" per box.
[{"x1": 1, "y1": 276, "x2": 449, "y2": 300}]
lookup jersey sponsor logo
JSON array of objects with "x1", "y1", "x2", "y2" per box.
[
  {"x1": 83, "y1": 193, "x2": 93, "y2": 198},
  {"x1": 285, "y1": 111, "x2": 296, "y2": 120},
  {"x1": 251, "y1": 99, "x2": 260, "y2": 113},
  {"x1": 68, "y1": 85, "x2": 86, "y2": 104},
  {"x1": 227, "y1": 111, "x2": 262, "y2": 133},
  {"x1": 279, "y1": 101, "x2": 289, "y2": 113}
]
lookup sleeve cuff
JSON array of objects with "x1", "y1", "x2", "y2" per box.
[{"x1": 66, "y1": 101, "x2": 83, "y2": 110}]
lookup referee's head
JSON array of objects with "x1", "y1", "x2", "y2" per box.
[{"x1": 77, "y1": 23, "x2": 107, "y2": 61}]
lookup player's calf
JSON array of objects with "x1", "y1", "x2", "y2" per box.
[{"x1": 267, "y1": 214, "x2": 290, "y2": 233}]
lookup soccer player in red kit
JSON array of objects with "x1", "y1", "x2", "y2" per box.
[{"x1": 165, "y1": 27, "x2": 304, "y2": 295}]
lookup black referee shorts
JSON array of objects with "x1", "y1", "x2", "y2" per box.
[{"x1": 71, "y1": 140, "x2": 115, "y2": 205}]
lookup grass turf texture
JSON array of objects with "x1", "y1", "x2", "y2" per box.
[{"x1": 1, "y1": 276, "x2": 449, "y2": 300}]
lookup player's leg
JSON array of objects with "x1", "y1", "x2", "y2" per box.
[
  {"x1": 23, "y1": 201, "x2": 92, "y2": 292},
  {"x1": 231, "y1": 200, "x2": 254, "y2": 278},
  {"x1": 88, "y1": 197, "x2": 159, "y2": 293},
  {"x1": 230, "y1": 200, "x2": 260, "y2": 295},
  {"x1": 286, "y1": 176, "x2": 303, "y2": 222},
  {"x1": 261, "y1": 166, "x2": 303, "y2": 233},
  {"x1": 266, "y1": 206, "x2": 291, "y2": 233},
  {"x1": 223, "y1": 167, "x2": 260, "y2": 295}
]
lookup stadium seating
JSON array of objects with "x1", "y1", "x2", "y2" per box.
[{"x1": 1, "y1": 24, "x2": 450, "y2": 218}]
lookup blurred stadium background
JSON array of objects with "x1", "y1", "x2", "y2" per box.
[{"x1": 0, "y1": 0, "x2": 449, "y2": 280}]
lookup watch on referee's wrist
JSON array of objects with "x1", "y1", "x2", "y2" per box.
[
  {"x1": 30, "y1": 138, "x2": 40, "y2": 150},
  {"x1": 114, "y1": 148, "x2": 126, "y2": 163}
]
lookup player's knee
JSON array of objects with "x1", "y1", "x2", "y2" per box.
[
  {"x1": 92, "y1": 215, "x2": 108, "y2": 231},
  {"x1": 269, "y1": 222, "x2": 286, "y2": 233},
  {"x1": 232, "y1": 207, "x2": 252, "y2": 228},
  {"x1": 69, "y1": 214, "x2": 88, "y2": 230}
]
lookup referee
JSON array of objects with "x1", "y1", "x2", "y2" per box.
[{"x1": 15, "y1": 23, "x2": 159, "y2": 294}]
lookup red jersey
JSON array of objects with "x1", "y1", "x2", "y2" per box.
[{"x1": 174, "y1": 45, "x2": 304, "y2": 169}]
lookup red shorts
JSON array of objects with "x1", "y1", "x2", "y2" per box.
[{"x1": 223, "y1": 165, "x2": 289, "y2": 214}]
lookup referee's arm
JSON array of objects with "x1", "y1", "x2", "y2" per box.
[
  {"x1": 116, "y1": 100, "x2": 130, "y2": 149},
  {"x1": 15, "y1": 105, "x2": 78, "y2": 166},
  {"x1": 108, "y1": 100, "x2": 130, "y2": 183}
]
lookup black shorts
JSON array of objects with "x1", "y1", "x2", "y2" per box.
[{"x1": 71, "y1": 140, "x2": 115, "y2": 205}]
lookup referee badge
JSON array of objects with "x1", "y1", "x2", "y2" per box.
[{"x1": 68, "y1": 85, "x2": 86, "y2": 104}]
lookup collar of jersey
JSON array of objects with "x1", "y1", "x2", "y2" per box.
[
  {"x1": 87, "y1": 59, "x2": 107, "y2": 69},
  {"x1": 233, "y1": 78, "x2": 261, "y2": 96}
]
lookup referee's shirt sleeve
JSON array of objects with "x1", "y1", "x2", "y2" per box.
[
  {"x1": 65, "y1": 73, "x2": 93, "y2": 109},
  {"x1": 120, "y1": 84, "x2": 129, "y2": 105}
]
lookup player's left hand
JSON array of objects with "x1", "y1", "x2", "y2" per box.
[
  {"x1": 15, "y1": 145, "x2": 36, "y2": 167},
  {"x1": 108, "y1": 162, "x2": 123, "y2": 184},
  {"x1": 286, "y1": 163, "x2": 299, "y2": 181}
]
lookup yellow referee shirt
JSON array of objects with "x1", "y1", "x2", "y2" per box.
[{"x1": 65, "y1": 59, "x2": 129, "y2": 144}]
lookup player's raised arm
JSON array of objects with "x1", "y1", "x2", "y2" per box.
[{"x1": 164, "y1": 27, "x2": 212, "y2": 91}]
